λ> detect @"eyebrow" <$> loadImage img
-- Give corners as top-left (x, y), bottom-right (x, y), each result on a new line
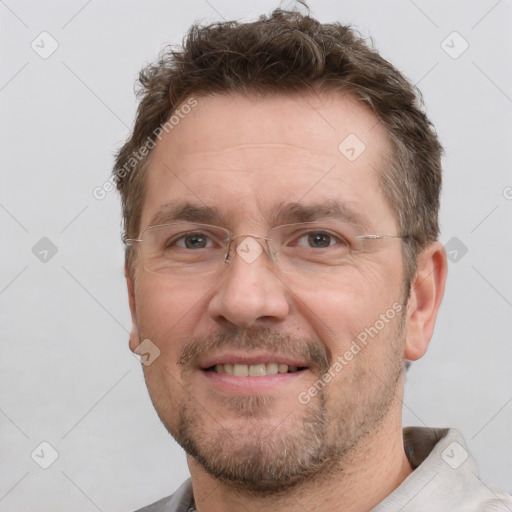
top-left (148, 202), bottom-right (229, 228)
top-left (146, 199), bottom-right (373, 232)
top-left (267, 200), bottom-right (373, 231)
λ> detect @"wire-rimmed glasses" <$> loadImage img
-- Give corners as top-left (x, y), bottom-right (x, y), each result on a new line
top-left (124, 221), bottom-right (407, 279)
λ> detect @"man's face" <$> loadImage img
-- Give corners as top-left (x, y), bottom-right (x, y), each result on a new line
top-left (128, 91), bottom-right (409, 492)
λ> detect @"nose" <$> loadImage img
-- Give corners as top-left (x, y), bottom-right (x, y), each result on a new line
top-left (208, 236), bottom-right (291, 328)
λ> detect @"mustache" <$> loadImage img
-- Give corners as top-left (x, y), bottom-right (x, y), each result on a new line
top-left (178, 326), bottom-right (331, 373)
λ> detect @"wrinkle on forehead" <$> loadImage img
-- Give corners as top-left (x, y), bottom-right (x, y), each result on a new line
top-left (178, 142), bottom-right (334, 158)
top-left (172, 142), bottom-right (337, 175)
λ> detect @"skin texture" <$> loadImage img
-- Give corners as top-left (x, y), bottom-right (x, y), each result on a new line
top-left (126, 91), bottom-right (447, 512)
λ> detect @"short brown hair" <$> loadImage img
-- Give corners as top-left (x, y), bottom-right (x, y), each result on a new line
top-left (114, 7), bottom-right (443, 285)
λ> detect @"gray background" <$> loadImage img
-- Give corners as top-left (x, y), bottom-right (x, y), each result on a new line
top-left (1, 0), bottom-right (511, 510)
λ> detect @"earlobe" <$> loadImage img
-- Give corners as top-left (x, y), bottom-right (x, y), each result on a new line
top-left (126, 269), bottom-right (140, 353)
top-left (404, 241), bottom-right (447, 361)
top-left (129, 323), bottom-right (140, 353)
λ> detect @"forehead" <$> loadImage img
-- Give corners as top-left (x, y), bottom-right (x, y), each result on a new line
top-left (141, 91), bottom-right (395, 231)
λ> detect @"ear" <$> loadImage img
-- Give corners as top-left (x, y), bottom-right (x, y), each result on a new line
top-left (404, 241), bottom-right (447, 361)
top-left (126, 267), bottom-right (140, 353)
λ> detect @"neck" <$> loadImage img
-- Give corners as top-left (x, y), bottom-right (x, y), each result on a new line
top-left (187, 407), bottom-right (412, 512)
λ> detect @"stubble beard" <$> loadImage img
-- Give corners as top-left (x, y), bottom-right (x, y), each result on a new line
top-left (153, 317), bottom-right (407, 496)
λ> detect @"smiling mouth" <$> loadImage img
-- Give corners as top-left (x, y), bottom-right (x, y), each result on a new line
top-left (205, 363), bottom-right (308, 377)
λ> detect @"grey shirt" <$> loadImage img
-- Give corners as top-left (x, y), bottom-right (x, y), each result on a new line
top-left (134, 428), bottom-right (512, 512)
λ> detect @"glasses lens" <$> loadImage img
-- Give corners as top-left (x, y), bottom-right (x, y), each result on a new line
top-left (139, 223), bottom-right (229, 276)
top-left (268, 223), bottom-right (357, 273)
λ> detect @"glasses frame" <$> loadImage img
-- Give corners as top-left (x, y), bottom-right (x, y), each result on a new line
top-left (123, 221), bottom-right (410, 275)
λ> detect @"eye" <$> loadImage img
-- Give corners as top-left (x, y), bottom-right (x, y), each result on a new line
top-left (306, 232), bottom-right (333, 248)
top-left (296, 230), bottom-right (347, 249)
top-left (173, 232), bottom-right (214, 249)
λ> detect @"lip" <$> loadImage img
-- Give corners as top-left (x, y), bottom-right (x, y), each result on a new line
top-left (198, 350), bottom-right (310, 370)
top-left (201, 367), bottom-right (308, 393)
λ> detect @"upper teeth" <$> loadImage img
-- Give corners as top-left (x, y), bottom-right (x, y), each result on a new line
top-left (214, 363), bottom-right (299, 376)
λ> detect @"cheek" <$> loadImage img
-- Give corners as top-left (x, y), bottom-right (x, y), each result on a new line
top-left (291, 260), bottom-right (403, 353)
top-left (134, 279), bottom-right (208, 421)
top-left (134, 276), bottom-right (208, 359)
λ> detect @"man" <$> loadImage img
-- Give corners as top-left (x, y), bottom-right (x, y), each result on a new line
top-left (113, 6), bottom-right (512, 512)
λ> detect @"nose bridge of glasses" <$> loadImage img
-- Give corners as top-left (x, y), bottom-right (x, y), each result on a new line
top-left (225, 233), bottom-right (276, 264)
